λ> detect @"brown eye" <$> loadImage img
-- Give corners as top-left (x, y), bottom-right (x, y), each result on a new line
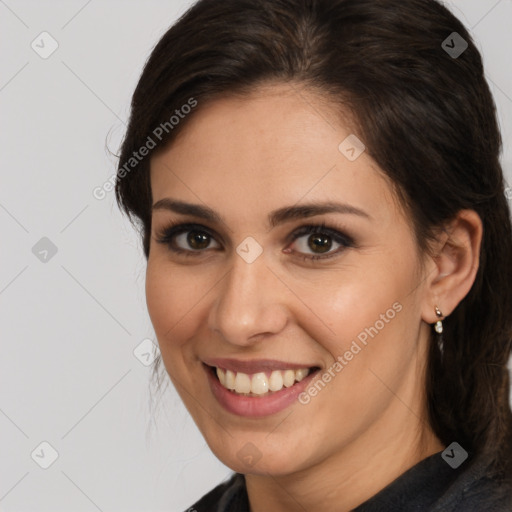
top-left (172, 230), bottom-right (220, 251)
top-left (186, 231), bottom-right (211, 250)
top-left (306, 234), bottom-right (333, 254)
top-left (156, 222), bottom-right (353, 261)
top-left (155, 223), bottom-right (221, 254)
top-left (288, 223), bottom-right (354, 261)
top-left (292, 233), bottom-right (340, 257)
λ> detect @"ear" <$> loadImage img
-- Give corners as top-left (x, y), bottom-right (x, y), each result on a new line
top-left (421, 209), bottom-right (483, 324)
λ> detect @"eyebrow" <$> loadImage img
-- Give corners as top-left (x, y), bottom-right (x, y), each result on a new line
top-left (151, 198), bottom-right (371, 228)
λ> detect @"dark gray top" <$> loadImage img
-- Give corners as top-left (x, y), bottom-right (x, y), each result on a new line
top-left (187, 449), bottom-right (512, 511)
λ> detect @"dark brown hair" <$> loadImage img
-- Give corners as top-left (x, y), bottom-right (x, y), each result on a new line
top-left (115, 0), bottom-right (512, 482)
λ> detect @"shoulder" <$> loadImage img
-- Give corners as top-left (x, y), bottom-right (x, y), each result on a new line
top-left (186, 473), bottom-right (248, 512)
top-left (431, 455), bottom-right (512, 512)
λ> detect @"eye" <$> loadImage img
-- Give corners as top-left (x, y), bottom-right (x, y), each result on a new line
top-left (155, 222), bottom-right (221, 255)
top-left (287, 223), bottom-right (354, 261)
top-left (154, 221), bottom-right (354, 261)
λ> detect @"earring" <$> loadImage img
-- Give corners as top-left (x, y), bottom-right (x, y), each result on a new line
top-left (434, 305), bottom-right (443, 334)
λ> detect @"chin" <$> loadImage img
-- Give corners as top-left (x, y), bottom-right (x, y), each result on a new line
top-left (205, 432), bottom-right (312, 476)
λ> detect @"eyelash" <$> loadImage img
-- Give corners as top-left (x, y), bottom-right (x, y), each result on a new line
top-left (154, 221), bottom-right (355, 261)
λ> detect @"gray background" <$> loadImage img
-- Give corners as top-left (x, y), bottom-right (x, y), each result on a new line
top-left (1, 1), bottom-right (511, 511)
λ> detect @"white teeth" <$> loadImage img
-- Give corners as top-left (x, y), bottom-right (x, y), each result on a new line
top-left (295, 368), bottom-right (309, 382)
top-left (215, 367), bottom-right (312, 395)
top-left (269, 370), bottom-right (284, 391)
top-left (251, 373), bottom-right (269, 395)
top-left (234, 372), bottom-right (251, 394)
top-left (225, 370), bottom-right (236, 390)
top-left (283, 369), bottom-right (295, 388)
top-left (216, 367), bottom-right (226, 386)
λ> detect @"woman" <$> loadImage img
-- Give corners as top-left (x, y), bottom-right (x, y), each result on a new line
top-left (115, 0), bottom-right (512, 510)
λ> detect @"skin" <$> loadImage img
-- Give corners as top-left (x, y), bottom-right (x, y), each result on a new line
top-left (146, 82), bottom-right (482, 512)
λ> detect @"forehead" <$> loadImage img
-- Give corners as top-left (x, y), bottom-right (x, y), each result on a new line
top-left (149, 84), bottom-right (401, 225)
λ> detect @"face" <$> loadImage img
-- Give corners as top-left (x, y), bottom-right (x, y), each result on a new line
top-left (146, 83), bottom-right (434, 477)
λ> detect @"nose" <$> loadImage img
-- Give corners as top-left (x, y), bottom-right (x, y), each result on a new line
top-left (208, 250), bottom-right (289, 347)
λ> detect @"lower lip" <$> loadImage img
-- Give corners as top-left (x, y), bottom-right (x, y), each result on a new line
top-left (204, 364), bottom-right (319, 417)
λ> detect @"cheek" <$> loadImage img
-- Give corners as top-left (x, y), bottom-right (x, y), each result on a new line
top-left (287, 263), bottom-right (422, 443)
top-left (292, 250), bottom-right (419, 355)
top-left (145, 259), bottom-right (207, 358)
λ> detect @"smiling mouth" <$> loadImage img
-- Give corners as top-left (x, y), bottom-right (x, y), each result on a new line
top-left (207, 365), bottom-right (320, 397)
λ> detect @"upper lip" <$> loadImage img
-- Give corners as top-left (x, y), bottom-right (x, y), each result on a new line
top-left (203, 358), bottom-right (318, 374)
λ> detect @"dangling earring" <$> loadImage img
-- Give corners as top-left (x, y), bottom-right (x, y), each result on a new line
top-left (434, 305), bottom-right (443, 334)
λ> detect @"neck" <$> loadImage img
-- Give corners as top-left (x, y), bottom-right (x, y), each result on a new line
top-left (245, 398), bottom-right (444, 512)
